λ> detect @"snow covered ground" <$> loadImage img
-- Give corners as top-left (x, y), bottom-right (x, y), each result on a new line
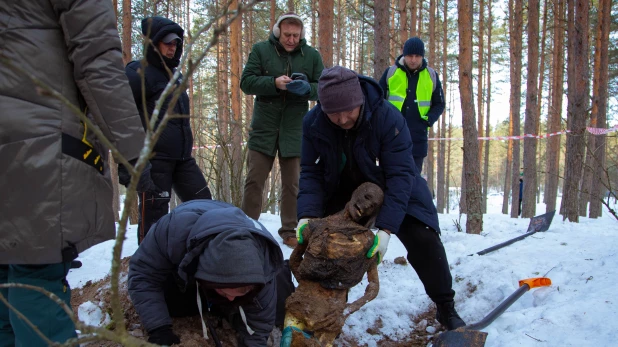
top-left (67, 195), bottom-right (618, 346)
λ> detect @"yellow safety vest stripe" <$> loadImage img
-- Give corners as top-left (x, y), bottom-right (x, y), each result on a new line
top-left (386, 66), bottom-right (435, 121)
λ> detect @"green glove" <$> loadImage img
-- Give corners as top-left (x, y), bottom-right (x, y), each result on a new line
top-left (296, 218), bottom-right (311, 244)
top-left (366, 229), bottom-right (391, 264)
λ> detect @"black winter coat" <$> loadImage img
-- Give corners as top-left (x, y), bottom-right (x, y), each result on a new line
top-left (128, 200), bottom-right (284, 346)
top-left (298, 75), bottom-right (440, 233)
top-left (126, 16), bottom-right (193, 160)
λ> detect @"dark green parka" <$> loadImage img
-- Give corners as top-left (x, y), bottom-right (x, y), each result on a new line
top-left (241, 34), bottom-right (324, 157)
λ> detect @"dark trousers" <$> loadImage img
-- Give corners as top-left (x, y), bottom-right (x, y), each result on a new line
top-left (0, 263), bottom-right (75, 347)
top-left (138, 157), bottom-right (212, 243)
top-left (396, 215), bottom-right (455, 304)
top-left (241, 149), bottom-right (300, 239)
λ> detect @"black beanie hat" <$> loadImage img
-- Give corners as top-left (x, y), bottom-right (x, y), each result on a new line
top-left (318, 66), bottom-right (364, 114)
top-left (403, 37), bottom-right (425, 57)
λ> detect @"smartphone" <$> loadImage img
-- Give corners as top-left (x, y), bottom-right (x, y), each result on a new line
top-left (291, 73), bottom-right (305, 80)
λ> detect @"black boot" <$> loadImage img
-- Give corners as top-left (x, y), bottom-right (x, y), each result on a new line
top-left (436, 301), bottom-right (466, 330)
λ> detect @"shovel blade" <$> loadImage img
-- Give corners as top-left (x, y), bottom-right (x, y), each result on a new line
top-left (432, 329), bottom-right (488, 347)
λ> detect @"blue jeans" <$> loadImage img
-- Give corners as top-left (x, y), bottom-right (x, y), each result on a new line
top-left (0, 262), bottom-right (76, 347)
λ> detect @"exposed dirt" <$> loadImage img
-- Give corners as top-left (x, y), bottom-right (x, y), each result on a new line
top-left (71, 263), bottom-right (445, 346)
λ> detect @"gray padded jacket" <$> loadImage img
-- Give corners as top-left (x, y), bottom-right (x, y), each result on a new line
top-left (128, 200), bottom-right (284, 346)
top-left (0, 0), bottom-right (144, 264)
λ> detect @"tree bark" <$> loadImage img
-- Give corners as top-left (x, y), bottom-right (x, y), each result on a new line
top-left (483, 0), bottom-right (493, 214)
top-left (508, 0), bottom-right (523, 218)
top-left (398, 0), bottom-right (408, 52)
top-left (588, 0), bottom-right (611, 218)
top-left (560, 0), bottom-right (590, 222)
top-left (545, 0), bottom-right (565, 214)
top-left (458, 0), bottom-right (483, 234)
top-left (477, 0), bottom-right (485, 213)
top-left (373, 0), bottom-right (390, 80)
top-left (522, 0), bottom-right (540, 218)
top-left (319, 0), bottom-right (334, 67)
top-left (436, 0), bottom-right (449, 213)
top-left (426, 0), bottom-right (436, 197)
top-left (410, 0), bottom-right (418, 37)
top-left (230, 0), bottom-right (243, 207)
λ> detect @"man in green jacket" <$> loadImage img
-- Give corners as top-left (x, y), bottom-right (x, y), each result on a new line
top-left (240, 12), bottom-right (324, 248)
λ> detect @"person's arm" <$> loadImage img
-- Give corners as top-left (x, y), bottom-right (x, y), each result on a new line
top-left (51, 0), bottom-right (144, 161)
top-left (307, 50), bottom-right (325, 101)
top-left (127, 214), bottom-right (177, 332)
top-left (426, 73), bottom-right (445, 126)
top-left (297, 111), bottom-right (326, 219)
top-left (240, 43), bottom-right (280, 96)
top-left (374, 107), bottom-right (415, 233)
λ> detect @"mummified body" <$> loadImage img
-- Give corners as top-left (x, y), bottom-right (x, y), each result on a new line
top-left (284, 182), bottom-right (384, 346)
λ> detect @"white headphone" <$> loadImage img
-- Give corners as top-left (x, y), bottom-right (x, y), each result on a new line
top-left (272, 13), bottom-right (305, 39)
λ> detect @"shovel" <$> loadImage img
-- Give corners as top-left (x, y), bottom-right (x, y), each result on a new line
top-left (471, 211), bottom-right (555, 256)
top-left (432, 277), bottom-right (552, 347)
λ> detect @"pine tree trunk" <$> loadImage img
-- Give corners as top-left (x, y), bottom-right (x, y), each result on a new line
top-left (436, 0), bottom-right (448, 213)
top-left (508, 0), bottom-right (523, 218)
top-left (319, 0), bottom-right (334, 67)
top-left (410, 0), bottom-right (418, 37)
top-left (545, 0), bottom-right (565, 214)
top-left (522, 0), bottom-right (540, 218)
top-left (560, 0), bottom-right (590, 222)
top-left (458, 0), bottom-right (483, 234)
top-left (230, 0), bottom-right (243, 207)
top-left (483, 0), bottom-right (493, 214)
top-left (588, 0), bottom-right (611, 218)
top-left (373, 0), bottom-right (389, 80)
top-left (477, 0), bottom-right (485, 213)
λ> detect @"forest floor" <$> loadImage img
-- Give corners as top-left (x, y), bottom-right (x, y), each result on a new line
top-left (71, 257), bottom-right (443, 346)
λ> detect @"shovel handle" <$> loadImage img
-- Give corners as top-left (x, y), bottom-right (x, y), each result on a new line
top-left (465, 277), bottom-right (551, 331)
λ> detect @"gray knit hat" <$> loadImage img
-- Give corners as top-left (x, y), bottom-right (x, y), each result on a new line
top-left (318, 66), bottom-right (364, 114)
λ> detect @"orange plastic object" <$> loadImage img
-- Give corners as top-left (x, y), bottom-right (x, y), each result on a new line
top-left (519, 277), bottom-right (552, 289)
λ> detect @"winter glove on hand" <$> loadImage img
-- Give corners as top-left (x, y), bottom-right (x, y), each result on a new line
top-left (136, 162), bottom-right (163, 195)
top-left (286, 79), bottom-right (311, 96)
top-left (366, 229), bottom-right (391, 264)
top-left (296, 218), bottom-right (311, 245)
top-left (117, 162), bottom-right (132, 187)
top-left (148, 325), bottom-right (180, 345)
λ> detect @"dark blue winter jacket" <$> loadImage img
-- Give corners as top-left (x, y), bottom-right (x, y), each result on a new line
top-left (128, 199), bottom-right (283, 346)
top-left (297, 75), bottom-right (439, 233)
top-left (379, 56), bottom-right (445, 158)
top-left (125, 17), bottom-right (194, 160)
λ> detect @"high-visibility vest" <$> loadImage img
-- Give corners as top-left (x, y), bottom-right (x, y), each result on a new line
top-left (386, 64), bottom-right (436, 121)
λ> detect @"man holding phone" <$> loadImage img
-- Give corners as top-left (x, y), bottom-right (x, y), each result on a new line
top-left (240, 12), bottom-right (324, 248)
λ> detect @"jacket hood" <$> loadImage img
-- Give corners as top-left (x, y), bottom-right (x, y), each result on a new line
top-left (394, 54), bottom-right (428, 73)
top-left (176, 204), bottom-right (283, 286)
top-left (141, 16), bottom-right (184, 69)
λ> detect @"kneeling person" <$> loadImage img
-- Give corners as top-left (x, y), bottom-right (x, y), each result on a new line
top-left (128, 199), bottom-right (287, 346)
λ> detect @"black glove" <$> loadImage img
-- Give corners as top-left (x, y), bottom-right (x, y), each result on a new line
top-left (117, 162), bottom-right (131, 187)
top-left (136, 162), bottom-right (163, 194)
top-left (286, 79), bottom-right (311, 96)
top-left (291, 72), bottom-right (308, 81)
top-left (117, 161), bottom-right (162, 195)
top-left (148, 325), bottom-right (180, 345)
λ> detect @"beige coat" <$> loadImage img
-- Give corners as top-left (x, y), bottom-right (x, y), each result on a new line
top-left (0, 0), bottom-right (145, 264)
